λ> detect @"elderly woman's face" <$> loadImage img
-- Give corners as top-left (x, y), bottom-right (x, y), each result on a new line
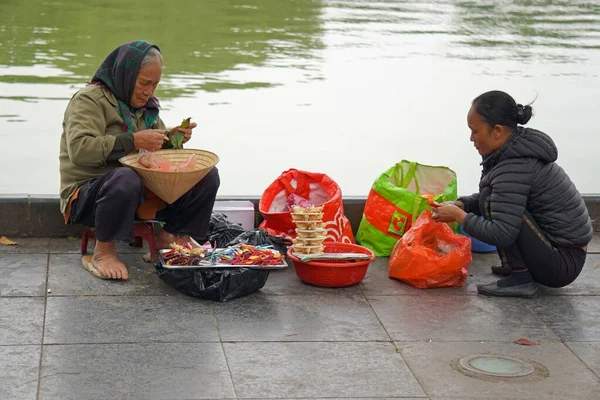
top-left (131, 63), bottom-right (162, 108)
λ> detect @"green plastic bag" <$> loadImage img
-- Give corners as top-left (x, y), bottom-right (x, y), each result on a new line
top-left (356, 160), bottom-right (458, 256)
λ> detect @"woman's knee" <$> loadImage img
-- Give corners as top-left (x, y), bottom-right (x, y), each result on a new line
top-left (191, 167), bottom-right (220, 195)
top-left (173, 167), bottom-right (219, 205)
top-left (101, 168), bottom-right (143, 200)
top-left (203, 167), bottom-right (220, 192)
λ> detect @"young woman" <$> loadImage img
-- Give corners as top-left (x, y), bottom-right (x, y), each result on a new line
top-left (432, 90), bottom-right (592, 298)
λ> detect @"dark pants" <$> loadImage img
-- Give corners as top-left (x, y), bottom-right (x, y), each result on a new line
top-left (70, 167), bottom-right (220, 243)
top-left (497, 213), bottom-right (587, 288)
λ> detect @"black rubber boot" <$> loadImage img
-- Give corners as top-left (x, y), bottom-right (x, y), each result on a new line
top-left (490, 264), bottom-right (512, 276)
top-left (477, 281), bottom-right (539, 298)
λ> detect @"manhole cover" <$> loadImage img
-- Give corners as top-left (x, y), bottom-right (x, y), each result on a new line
top-left (459, 355), bottom-right (534, 378)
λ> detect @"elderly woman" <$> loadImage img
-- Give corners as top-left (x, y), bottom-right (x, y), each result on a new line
top-left (432, 90), bottom-right (592, 298)
top-left (59, 40), bottom-right (220, 280)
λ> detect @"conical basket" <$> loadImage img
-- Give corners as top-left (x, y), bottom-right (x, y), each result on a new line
top-left (119, 149), bottom-right (219, 204)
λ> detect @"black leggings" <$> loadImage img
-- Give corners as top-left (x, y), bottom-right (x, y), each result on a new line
top-left (69, 167), bottom-right (220, 243)
top-left (497, 213), bottom-right (587, 288)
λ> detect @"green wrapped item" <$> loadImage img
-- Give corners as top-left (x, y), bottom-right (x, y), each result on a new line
top-left (170, 117), bottom-right (191, 149)
top-left (356, 160), bottom-right (458, 256)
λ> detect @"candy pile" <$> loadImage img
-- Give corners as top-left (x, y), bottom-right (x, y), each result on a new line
top-left (216, 244), bottom-right (285, 266)
top-left (161, 242), bottom-right (285, 266)
top-left (291, 205), bottom-right (326, 255)
top-left (284, 193), bottom-right (312, 212)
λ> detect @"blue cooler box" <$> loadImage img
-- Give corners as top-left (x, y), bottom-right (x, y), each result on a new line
top-left (458, 223), bottom-right (497, 253)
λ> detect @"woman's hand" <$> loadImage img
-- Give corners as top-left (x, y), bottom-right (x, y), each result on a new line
top-left (444, 200), bottom-right (465, 210)
top-left (133, 129), bottom-right (167, 151)
top-left (432, 204), bottom-right (467, 224)
top-left (169, 122), bottom-right (197, 144)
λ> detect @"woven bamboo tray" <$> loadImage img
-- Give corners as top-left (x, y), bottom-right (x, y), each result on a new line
top-left (119, 149), bottom-right (219, 204)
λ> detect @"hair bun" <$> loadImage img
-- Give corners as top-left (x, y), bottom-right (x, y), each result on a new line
top-left (516, 104), bottom-right (533, 125)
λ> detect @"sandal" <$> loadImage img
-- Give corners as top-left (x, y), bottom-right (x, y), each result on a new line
top-left (81, 255), bottom-right (109, 279)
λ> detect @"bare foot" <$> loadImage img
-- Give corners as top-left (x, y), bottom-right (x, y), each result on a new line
top-left (143, 231), bottom-right (193, 263)
top-left (92, 241), bottom-right (129, 280)
top-left (156, 230), bottom-right (191, 250)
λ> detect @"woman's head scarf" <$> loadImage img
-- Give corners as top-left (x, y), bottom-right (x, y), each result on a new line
top-left (90, 40), bottom-right (161, 133)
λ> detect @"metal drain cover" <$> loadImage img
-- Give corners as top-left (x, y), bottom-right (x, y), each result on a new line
top-left (459, 355), bottom-right (534, 378)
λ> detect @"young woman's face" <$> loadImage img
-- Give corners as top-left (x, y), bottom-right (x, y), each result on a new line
top-left (467, 106), bottom-right (507, 156)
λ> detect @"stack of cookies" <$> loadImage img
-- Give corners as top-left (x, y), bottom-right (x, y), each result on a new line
top-left (290, 205), bottom-right (326, 255)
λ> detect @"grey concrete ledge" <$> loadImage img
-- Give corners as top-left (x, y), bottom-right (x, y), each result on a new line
top-left (0, 194), bottom-right (598, 237)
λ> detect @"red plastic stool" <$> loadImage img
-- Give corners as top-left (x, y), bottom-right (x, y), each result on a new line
top-left (80, 221), bottom-right (158, 260)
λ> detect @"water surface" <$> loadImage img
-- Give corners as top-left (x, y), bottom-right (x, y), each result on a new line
top-left (1, 0), bottom-right (599, 197)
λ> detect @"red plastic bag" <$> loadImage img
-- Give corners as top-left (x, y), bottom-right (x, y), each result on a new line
top-left (388, 210), bottom-right (471, 288)
top-left (258, 169), bottom-right (355, 243)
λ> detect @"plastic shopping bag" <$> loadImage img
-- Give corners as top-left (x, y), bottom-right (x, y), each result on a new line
top-left (356, 160), bottom-right (458, 256)
top-left (258, 169), bottom-right (355, 243)
top-left (388, 210), bottom-right (471, 289)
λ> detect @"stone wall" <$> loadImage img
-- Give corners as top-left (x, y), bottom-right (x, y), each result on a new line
top-left (0, 195), bottom-right (598, 237)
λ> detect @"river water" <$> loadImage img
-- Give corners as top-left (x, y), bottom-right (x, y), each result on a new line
top-left (1, 0), bottom-right (599, 197)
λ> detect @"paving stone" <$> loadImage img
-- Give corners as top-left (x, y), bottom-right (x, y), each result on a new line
top-left (224, 342), bottom-right (425, 398)
top-left (368, 294), bottom-right (557, 342)
top-left (463, 253), bottom-right (600, 297)
top-left (15, 232), bottom-right (600, 399)
top-left (432, 398), bottom-right (582, 400)
top-left (48, 254), bottom-right (179, 296)
top-left (468, 252), bottom-right (600, 297)
top-left (359, 258), bottom-right (425, 296)
top-left (400, 341), bottom-right (600, 399)
top-left (363, 252), bottom-right (600, 298)
top-left (44, 296), bottom-right (219, 344)
top-left (0, 345), bottom-right (40, 400)
top-left (39, 343), bottom-right (235, 400)
top-left (49, 237), bottom-right (148, 254)
top-left (0, 254), bottom-right (47, 296)
top-left (261, 264), bottom-right (361, 295)
top-left (359, 254), bottom-right (499, 296)
top-left (567, 342), bottom-right (600, 378)
top-left (0, 297), bottom-right (45, 345)
top-left (0, 237), bottom-right (49, 254)
top-left (463, 253), bottom-right (510, 294)
top-left (452, 252), bottom-right (524, 296)
top-left (528, 296), bottom-right (600, 341)
top-left (215, 293), bottom-right (388, 342)
top-left (359, 257), bottom-right (445, 296)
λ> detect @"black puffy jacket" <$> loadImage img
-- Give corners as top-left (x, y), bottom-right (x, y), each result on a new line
top-left (459, 127), bottom-right (593, 249)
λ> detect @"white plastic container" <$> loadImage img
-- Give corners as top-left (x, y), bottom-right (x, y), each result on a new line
top-left (212, 201), bottom-right (255, 231)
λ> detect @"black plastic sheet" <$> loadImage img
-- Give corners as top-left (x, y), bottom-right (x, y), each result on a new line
top-left (207, 213), bottom-right (246, 248)
top-left (154, 217), bottom-right (290, 302)
top-left (155, 263), bottom-right (270, 302)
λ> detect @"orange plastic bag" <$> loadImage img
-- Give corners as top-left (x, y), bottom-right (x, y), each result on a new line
top-left (388, 210), bottom-right (471, 288)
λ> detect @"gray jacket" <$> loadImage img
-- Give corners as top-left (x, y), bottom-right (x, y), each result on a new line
top-left (459, 127), bottom-right (593, 249)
